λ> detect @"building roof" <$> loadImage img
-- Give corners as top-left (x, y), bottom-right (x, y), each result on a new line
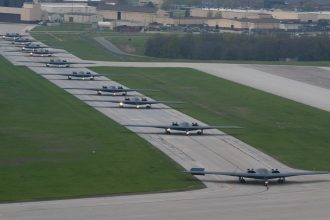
top-left (238, 18), bottom-right (280, 23)
top-left (97, 4), bottom-right (157, 13)
top-left (64, 12), bottom-right (98, 16)
top-left (41, 3), bottom-right (90, 8)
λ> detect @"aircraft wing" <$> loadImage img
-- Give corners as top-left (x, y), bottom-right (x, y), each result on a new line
top-left (62, 87), bottom-right (109, 91)
top-left (95, 88), bottom-right (142, 92)
top-left (124, 124), bottom-right (170, 129)
top-left (61, 61), bottom-right (95, 65)
top-left (268, 171), bottom-right (330, 178)
top-left (83, 100), bottom-right (182, 105)
top-left (40, 74), bottom-right (103, 77)
top-left (121, 100), bottom-right (183, 105)
top-left (187, 168), bottom-right (261, 178)
top-left (193, 125), bottom-right (243, 130)
top-left (29, 51), bottom-right (61, 54)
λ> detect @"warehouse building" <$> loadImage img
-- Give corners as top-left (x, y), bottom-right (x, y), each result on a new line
top-left (64, 12), bottom-right (102, 23)
top-left (191, 8), bottom-right (330, 23)
top-left (0, 0), bottom-right (43, 22)
top-left (207, 18), bottom-right (295, 30)
top-left (41, 3), bottom-right (99, 23)
top-left (97, 4), bottom-right (158, 25)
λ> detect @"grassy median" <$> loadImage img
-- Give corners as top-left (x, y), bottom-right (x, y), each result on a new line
top-left (0, 57), bottom-right (201, 202)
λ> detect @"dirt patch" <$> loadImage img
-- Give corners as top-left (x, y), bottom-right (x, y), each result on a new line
top-left (122, 45), bottom-right (136, 54)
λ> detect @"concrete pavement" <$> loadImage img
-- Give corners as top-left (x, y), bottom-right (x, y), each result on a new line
top-left (1, 24), bottom-right (330, 220)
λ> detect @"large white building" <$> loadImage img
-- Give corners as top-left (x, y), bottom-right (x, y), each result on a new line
top-left (41, 3), bottom-right (96, 14)
top-left (41, 3), bottom-right (99, 23)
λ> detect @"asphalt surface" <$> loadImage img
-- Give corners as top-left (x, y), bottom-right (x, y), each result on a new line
top-left (1, 24), bottom-right (330, 220)
top-left (94, 37), bottom-right (131, 56)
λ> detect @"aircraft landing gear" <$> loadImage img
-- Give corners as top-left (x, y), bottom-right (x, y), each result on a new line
top-left (197, 130), bottom-right (203, 135)
top-left (278, 177), bottom-right (285, 184)
top-left (239, 177), bottom-right (246, 183)
top-left (264, 180), bottom-right (269, 189)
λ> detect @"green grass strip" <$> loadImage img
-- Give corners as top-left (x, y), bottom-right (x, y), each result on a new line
top-left (0, 57), bottom-right (201, 202)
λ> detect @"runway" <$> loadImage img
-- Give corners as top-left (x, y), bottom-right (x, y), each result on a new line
top-left (1, 24), bottom-right (330, 220)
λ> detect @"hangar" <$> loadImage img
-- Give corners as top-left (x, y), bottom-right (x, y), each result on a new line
top-left (0, 0), bottom-right (43, 22)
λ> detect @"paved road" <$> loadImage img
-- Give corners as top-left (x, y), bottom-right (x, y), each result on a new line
top-left (94, 37), bottom-right (131, 56)
top-left (1, 24), bottom-right (330, 220)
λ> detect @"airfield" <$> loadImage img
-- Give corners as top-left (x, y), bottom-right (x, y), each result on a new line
top-left (1, 23), bottom-right (330, 220)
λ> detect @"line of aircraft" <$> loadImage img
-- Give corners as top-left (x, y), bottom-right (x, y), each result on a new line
top-left (2, 32), bottom-right (329, 188)
top-left (1, 32), bottom-right (25, 39)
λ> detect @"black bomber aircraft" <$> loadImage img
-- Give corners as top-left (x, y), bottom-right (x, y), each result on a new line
top-left (86, 97), bottom-right (182, 109)
top-left (45, 59), bottom-right (75, 68)
top-left (29, 49), bottom-right (58, 57)
top-left (11, 37), bottom-right (34, 45)
top-left (1, 32), bottom-right (26, 40)
top-left (187, 167), bottom-right (330, 188)
top-left (22, 43), bottom-right (48, 51)
top-left (64, 85), bottom-right (158, 96)
top-left (3, 43), bottom-right (49, 53)
top-left (42, 71), bottom-right (103, 80)
top-left (124, 121), bottom-right (242, 135)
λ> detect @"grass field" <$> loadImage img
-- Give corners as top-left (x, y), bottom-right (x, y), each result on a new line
top-left (91, 67), bottom-right (330, 171)
top-left (31, 32), bottom-right (122, 61)
top-left (0, 57), bottom-right (201, 202)
top-left (105, 34), bottom-right (151, 56)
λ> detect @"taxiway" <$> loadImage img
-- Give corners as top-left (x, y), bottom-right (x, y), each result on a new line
top-left (1, 24), bottom-right (330, 220)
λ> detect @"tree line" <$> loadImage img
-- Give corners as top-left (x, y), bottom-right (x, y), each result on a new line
top-left (144, 33), bottom-right (330, 61)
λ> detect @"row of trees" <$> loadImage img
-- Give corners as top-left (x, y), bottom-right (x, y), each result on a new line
top-left (144, 33), bottom-right (330, 61)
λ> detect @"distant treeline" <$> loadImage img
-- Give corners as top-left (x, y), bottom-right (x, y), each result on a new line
top-left (144, 33), bottom-right (330, 61)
